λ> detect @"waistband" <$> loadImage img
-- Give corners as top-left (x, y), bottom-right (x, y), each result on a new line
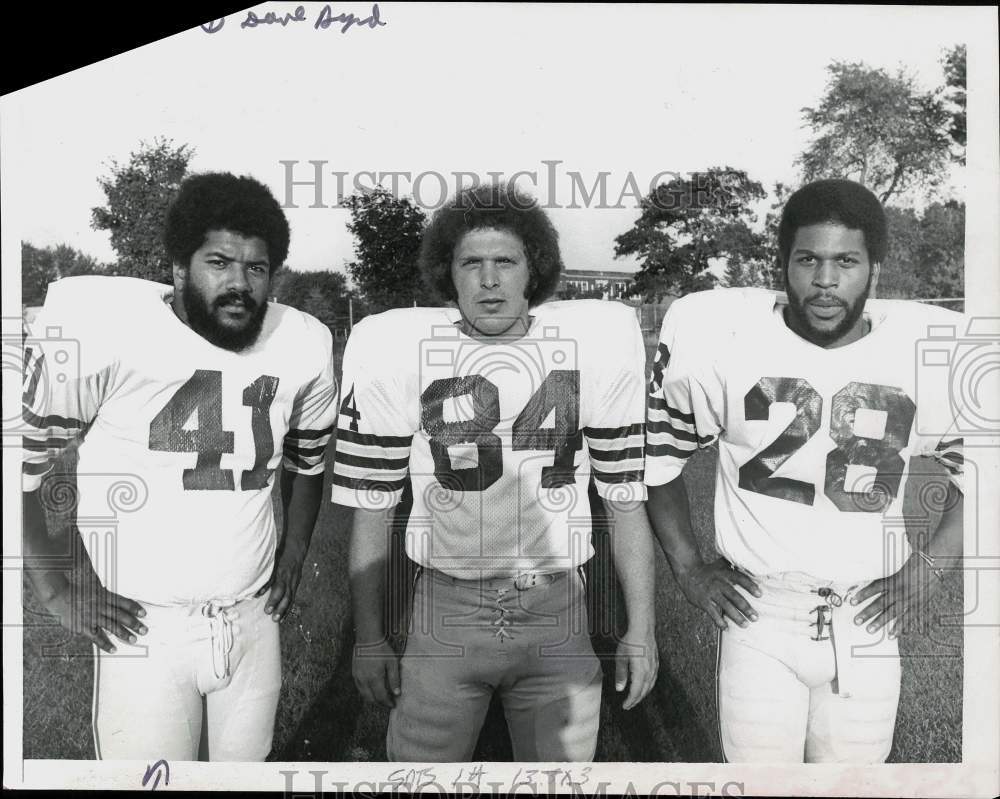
top-left (137, 591), bottom-right (261, 620)
top-left (753, 571), bottom-right (864, 598)
top-left (748, 573), bottom-right (879, 699)
top-left (423, 568), bottom-right (571, 592)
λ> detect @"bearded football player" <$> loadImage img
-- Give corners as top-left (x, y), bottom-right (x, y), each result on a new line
top-left (645, 179), bottom-right (964, 763)
top-left (334, 183), bottom-right (658, 761)
top-left (21, 173), bottom-right (338, 761)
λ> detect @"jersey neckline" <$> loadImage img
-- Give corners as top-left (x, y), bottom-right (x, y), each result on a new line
top-left (768, 294), bottom-right (888, 355)
top-left (441, 306), bottom-right (539, 345)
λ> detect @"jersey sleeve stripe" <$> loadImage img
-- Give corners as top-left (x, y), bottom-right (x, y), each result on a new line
top-left (22, 409), bottom-right (87, 432)
top-left (334, 451), bottom-right (410, 471)
top-left (336, 439), bottom-right (412, 459)
top-left (337, 429), bottom-right (414, 448)
top-left (593, 469), bottom-right (644, 484)
top-left (645, 442), bottom-right (697, 459)
top-left (286, 425), bottom-right (335, 441)
top-left (588, 445), bottom-right (644, 463)
top-left (646, 420), bottom-right (713, 445)
top-left (22, 435), bottom-right (73, 452)
top-left (334, 461), bottom-right (408, 480)
top-left (935, 437), bottom-right (963, 451)
top-left (283, 441), bottom-right (330, 459)
top-left (646, 395), bottom-right (696, 425)
top-left (282, 449), bottom-right (324, 471)
top-left (586, 432), bottom-right (644, 450)
top-left (331, 473), bottom-right (407, 493)
top-left (583, 423), bottom-right (644, 440)
top-left (283, 462), bottom-right (326, 476)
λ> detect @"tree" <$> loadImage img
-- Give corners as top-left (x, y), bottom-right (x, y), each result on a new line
top-left (798, 62), bottom-right (952, 204)
top-left (717, 216), bottom-right (772, 289)
top-left (273, 268), bottom-right (355, 329)
top-left (615, 167), bottom-right (767, 300)
top-left (341, 187), bottom-right (432, 312)
top-left (941, 45), bottom-right (966, 163)
top-left (91, 138), bottom-right (193, 283)
top-left (757, 182), bottom-right (794, 291)
top-left (879, 207), bottom-right (925, 300)
top-left (22, 242), bottom-right (106, 305)
top-left (915, 200), bottom-right (963, 299)
top-left (879, 202), bottom-right (963, 302)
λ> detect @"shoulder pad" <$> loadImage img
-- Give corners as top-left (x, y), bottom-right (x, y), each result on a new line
top-left (43, 275), bottom-right (170, 317)
top-left (866, 297), bottom-right (964, 329)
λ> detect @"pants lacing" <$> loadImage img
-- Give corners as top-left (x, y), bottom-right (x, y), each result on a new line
top-left (200, 598), bottom-right (238, 680)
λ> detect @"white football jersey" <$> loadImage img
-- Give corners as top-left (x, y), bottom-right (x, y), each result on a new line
top-left (22, 276), bottom-right (338, 605)
top-left (646, 288), bottom-right (964, 584)
top-left (332, 300), bottom-right (647, 579)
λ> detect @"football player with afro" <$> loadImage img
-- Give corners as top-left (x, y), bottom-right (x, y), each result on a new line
top-left (22, 172), bottom-right (338, 761)
top-left (644, 179), bottom-right (964, 762)
top-left (334, 182), bottom-right (659, 761)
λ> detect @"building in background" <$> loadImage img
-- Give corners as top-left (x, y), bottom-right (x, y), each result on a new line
top-left (557, 269), bottom-right (636, 299)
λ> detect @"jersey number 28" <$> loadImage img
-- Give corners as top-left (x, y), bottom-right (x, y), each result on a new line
top-left (739, 377), bottom-right (915, 512)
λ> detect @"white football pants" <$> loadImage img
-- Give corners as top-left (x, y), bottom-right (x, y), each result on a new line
top-left (717, 573), bottom-right (901, 763)
top-left (93, 590), bottom-right (281, 761)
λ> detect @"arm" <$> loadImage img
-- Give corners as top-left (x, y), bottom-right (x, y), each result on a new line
top-left (852, 484), bottom-right (963, 636)
top-left (265, 321), bottom-right (339, 620)
top-left (348, 505), bottom-right (400, 708)
top-left (643, 298), bottom-right (759, 629)
top-left (21, 306), bottom-right (145, 651)
top-left (604, 495), bottom-right (658, 709)
top-left (23, 489), bottom-right (146, 653)
top-left (258, 470), bottom-right (325, 621)
top-left (646, 478), bottom-right (761, 630)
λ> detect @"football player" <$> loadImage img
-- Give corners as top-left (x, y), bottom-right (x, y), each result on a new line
top-left (645, 179), bottom-right (964, 763)
top-left (21, 173), bottom-right (338, 761)
top-left (334, 183), bottom-right (658, 761)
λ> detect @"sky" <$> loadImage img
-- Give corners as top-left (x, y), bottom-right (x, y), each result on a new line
top-left (0, 4), bottom-right (993, 278)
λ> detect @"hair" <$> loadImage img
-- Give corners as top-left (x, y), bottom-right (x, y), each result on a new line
top-left (777, 179), bottom-right (888, 269)
top-left (418, 183), bottom-right (564, 306)
top-left (163, 172), bottom-right (290, 271)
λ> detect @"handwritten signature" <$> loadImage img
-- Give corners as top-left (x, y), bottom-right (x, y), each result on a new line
top-left (202, 4), bottom-right (387, 34)
top-left (142, 759), bottom-right (169, 791)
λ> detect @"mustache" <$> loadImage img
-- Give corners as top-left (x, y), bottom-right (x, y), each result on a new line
top-left (806, 293), bottom-right (847, 306)
top-left (214, 291), bottom-right (257, 310)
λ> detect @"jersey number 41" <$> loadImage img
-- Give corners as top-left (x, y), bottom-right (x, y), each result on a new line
top-left (148, 369), bottom-right (279, 491)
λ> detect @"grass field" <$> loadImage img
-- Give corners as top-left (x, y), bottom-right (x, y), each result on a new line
top-left (22, 339), bottom-right (963, 762)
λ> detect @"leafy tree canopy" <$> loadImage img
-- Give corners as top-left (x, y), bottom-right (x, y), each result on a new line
top-left (91, 137), bottom-right (193, 282)
top-left (341, 187), bottom-right (432, 312)
top-left (798, 62), bottom-right (952, 204)
top-left (615, 167), bottom-right (767, 301)
top-left (22, 242), bottom-right (107, 305)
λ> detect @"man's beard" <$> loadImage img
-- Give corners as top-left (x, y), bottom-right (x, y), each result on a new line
top-left (182, 286), bottom-right (268, 352)
top-left (784, 275), bottom-right (871, 347)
